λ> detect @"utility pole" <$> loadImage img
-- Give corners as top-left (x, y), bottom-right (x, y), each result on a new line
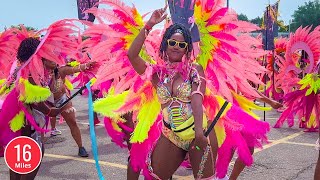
top-left (227, 0), bottom-right (229, 8)
top-left (288, 19), bottom-right (291, 33)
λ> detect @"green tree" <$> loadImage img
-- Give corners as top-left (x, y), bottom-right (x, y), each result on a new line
top-left (250, 16), bottom-right (263, 26)
top-left (238, 13), bottom-right (249, 21)
top-left (290, 0), bottom-right (320, 32)
top-left (10, 25), bottom-right (37, 31)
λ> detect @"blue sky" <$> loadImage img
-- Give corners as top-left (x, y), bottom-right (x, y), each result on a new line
top-left (0, 0), bottom-right (309, 30)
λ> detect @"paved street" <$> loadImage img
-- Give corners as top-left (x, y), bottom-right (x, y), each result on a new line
top-left (0, 95), bottom-right (319, 180)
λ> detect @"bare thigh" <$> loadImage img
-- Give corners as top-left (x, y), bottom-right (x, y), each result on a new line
top-left (151, 134), bottom-right (187, 180)
top-left (208, 128), bottom-right (218, 165)
top-left (61, 102), bottom-right (77, 126)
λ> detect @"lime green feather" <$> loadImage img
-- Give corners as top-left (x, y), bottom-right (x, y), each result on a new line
top-left (93, 89), bottom-right (129, 118)
top-left (298, 74), bottom-right (320, 95)
top-left (19, 79), bottom-right (51, 103)
top-left (0, 79), bottom-right (5, 86)
top-left (9, 111), bottom-right (25, 132)
top-left (130, 89), bottom-right (161, 143)
top-left (232, 92), bottom-right (271, 119)
top-left (65, 78), bottom-right (74, 91)
top-left (68, 61), bottom-right (80, 67)
top-left (0, 79), bottom-right (14, 96)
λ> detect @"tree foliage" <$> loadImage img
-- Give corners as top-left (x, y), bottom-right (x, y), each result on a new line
top-left (291, 0), bottom-right (320, 32)
top-left (238, 13), bottom-right (249, 21)
top-left (10, 25), bottom-right (37, 31)
top-left (250, 16), bottom-right (263, 26)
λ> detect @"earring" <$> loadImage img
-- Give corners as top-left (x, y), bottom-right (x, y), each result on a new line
top-left (186, 52), bottom-right (191, 60)
top-left (165, 52), bottom-right (169, 61)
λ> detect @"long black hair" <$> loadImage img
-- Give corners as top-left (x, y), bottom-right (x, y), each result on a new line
top-left (17, 37), bottom-right (40, 63)
top-left (159, 23), bottom-right (193, 59)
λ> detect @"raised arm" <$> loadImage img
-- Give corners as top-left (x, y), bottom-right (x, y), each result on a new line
top-left (127, 7), bottom-right (167, 75)
top-left (59, 62), bottom-right (96, 78)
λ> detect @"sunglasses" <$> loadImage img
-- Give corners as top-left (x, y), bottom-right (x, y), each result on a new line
top-left (167, 39), bottom-right (188, 49)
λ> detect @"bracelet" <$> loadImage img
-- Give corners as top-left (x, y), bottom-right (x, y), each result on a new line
top-left (144, 28), bottom-right (150, 37)
top-left (46, 108), bottom-right (52, 116)
top-left (79, 64), bottom-right (83, 72)
top-left (144, 23), bottom-right (152, 37)
top-left (144, 23), bottom-right (152, 31)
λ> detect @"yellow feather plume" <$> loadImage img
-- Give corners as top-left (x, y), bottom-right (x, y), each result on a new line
top-left (232, 92), bottom-right (271, 119)
top-left (0, 79), bottom-right (14, 96)
top-left (19, 78), bottom-right (51, 103)
top-left (67, 61), bottom-right (80, 67)
top-left (130, 88), bottom-right (161, 143)
top-left (9, 111), bottom-right (25, 132)
top-left (0, 79), bottom-right (5, 86)
top-left (111, 120), bottom-right (123, 132)
top-left (64, 78), bottom-right (74, 91)
top-left (215, 95), bottom-right (232, 117)
top-left (306, 113), bottom-right (317, 128)
top-left (93, 88), bottom-right (129, 119)
top-left (298, 74), bottom-right (320, 96)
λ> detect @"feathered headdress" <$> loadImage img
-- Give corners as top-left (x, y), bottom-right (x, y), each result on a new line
top-left (275, 26), bottom-right (320, 129)
top-left (0, 20), bottom-right (81, 147)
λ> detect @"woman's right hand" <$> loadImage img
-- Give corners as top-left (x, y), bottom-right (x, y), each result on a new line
top-left (146, 5), bottom-right (168, 27)
top-left (194, 133), bottom-right (208, 152)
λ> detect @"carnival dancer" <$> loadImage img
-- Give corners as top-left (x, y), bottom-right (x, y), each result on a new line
top-left (274, 26), bottom-right (320, 130)
top-left (43, 59), bottom-right (96, 157)
top-left (8, 37), bottom-right (63, 180)
top-left (0, 20), bottom-right (84, 179)
top-left (315, 62), bottom-right (320, 180)
top-left (272, 26), bottom-right (320, 179)
top-left (83, 0), bottom-right (270, 179)
top-left (127, 8), bottom-right (215, 178)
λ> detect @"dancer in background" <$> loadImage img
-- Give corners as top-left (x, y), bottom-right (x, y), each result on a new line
top-left (43, 58), bottom-right (96, 157)
top-left (9, 37), bottom-right (63, 180)
top-left (314, 62), bottom-right (320, 180)
top-left (0, 22), bottom-right (77, 178)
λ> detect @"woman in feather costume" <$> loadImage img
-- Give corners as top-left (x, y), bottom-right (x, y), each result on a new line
top-left (7, 37), bottom-right (63, 180)
top-left (274, 26), bottom-right (320, 131)
top-left (271, 26), bottom-right (320, 179)
top-left (43, 58), bottom-right (96, 157)
top-left (83, 0), bottom-right (270, 179)
top-left (127, 7), bottom-right (215, 179)
top-left (315, 62), bottom-right (320, 180)
top-left (0, 20), bottom-right (82, 180)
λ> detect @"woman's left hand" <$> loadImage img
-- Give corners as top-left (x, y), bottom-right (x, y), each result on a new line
top-left (146, 5), bottom-right (168, 27)
top-left (194, 133), bottom-right (208, 151)
top-left (270, 100), bottom-right (283, 109)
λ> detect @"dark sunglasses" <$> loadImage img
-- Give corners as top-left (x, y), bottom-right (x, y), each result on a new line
top-left (167, 39), bottom-right (188, 49)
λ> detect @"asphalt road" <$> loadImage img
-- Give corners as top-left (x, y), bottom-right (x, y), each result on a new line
top-left (0, 95), bottom-right (319, 180)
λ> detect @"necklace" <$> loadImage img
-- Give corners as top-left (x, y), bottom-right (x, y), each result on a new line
top-left (163, 70), bottom-right (177, 84)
